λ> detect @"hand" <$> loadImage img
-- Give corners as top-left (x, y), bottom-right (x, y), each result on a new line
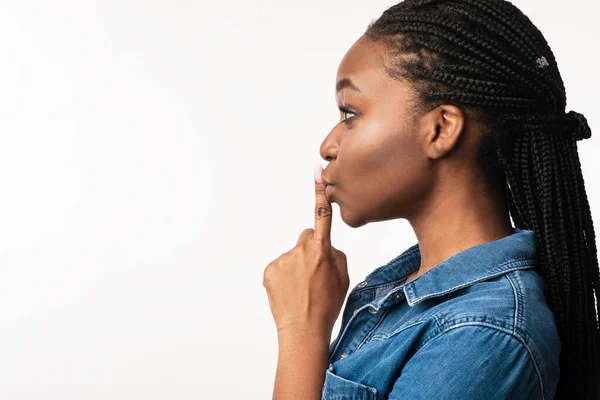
top-left (263, 164), bottom-right (350, 336)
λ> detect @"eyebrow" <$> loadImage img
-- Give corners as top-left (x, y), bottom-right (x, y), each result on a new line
top-left (336, 78), bottom-right (361, 93)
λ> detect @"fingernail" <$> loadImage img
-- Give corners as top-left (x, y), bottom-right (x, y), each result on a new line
top-left (314, 163), bottom-right (323, 183)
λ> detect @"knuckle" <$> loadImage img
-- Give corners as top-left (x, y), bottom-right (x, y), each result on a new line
top-left (315, 237), bottom-right (329, 249)
top-left (298, 241), bottom-right (312, 253)
top-left (299, 228), bottom-right (313, 238)
top-left (263, 265), bottom-right (275, 285)
top-left (315, 204), bottom-right (332, 218)
top-left (310, 241), bottom-right (328, 258)
top-left (343, 276), bottom-right (350, 290)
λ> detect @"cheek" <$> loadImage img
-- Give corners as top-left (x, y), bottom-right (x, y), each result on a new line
top-left (343, 119), bottom-right (399, 171)
top-left (347, 119), bottom-right (415, 180)
top-left (339, 124), bottom-right (428, 220)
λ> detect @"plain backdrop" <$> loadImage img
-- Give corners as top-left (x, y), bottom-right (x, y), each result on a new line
top-left (0, 0), bottom-right (598, 398)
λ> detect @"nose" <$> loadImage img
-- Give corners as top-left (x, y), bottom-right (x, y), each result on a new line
top-left (319, 126), bottom-right (339, 162)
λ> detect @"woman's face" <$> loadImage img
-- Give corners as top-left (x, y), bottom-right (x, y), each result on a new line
top-left (320, 35), bottom-right (435, 228)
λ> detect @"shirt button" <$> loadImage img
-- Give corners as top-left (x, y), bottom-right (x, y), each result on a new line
top-left (368, 306), bottom-right (378, 314)
top-left (340, 352), bottom-right (348, 359)
top-left (357, 281), bottom-right (368, 288)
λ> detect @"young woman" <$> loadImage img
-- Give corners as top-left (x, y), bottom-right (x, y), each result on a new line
top-left (262, 0), bottom-right (599, 399)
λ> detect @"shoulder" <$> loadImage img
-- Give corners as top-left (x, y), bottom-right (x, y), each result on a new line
top-left (388, 323), bottom-right (545, 399)
top-left (433, 267), bottom-right (559, 333)
top-left (419, 268), bottom-right (560, 399)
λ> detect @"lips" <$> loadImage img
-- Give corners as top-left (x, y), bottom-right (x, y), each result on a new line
top-left (322, 171), bottom-right (335, 201)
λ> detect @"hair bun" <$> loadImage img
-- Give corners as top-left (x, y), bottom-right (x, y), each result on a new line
top-left (565, 111), bottom-right (592, 142)
top-left (502, 111), bottom-right (592, 142)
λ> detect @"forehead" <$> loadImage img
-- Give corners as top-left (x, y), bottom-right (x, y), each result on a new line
top-left (335, 36), bottom-right (410, 100)
top-left (336, 36), bottom-right (389, 84)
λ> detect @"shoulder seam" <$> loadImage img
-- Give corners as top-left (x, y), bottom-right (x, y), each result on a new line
top-left (414, 322), bottom-right (546, 399)
top-left (504, 273), bottom-right (519, 335)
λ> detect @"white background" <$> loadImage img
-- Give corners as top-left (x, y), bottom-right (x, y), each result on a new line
top-left (0, 0), bottom-right (598, 398)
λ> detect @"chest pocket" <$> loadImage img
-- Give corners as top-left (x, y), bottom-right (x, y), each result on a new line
top-left (321, 364), bottom-right (378, 400)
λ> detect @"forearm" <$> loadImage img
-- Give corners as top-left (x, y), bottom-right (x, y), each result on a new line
top-left (272, 329), bottom-right (331, 400)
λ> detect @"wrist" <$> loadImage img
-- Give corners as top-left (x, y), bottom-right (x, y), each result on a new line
top-left (277, 324), bottom-right (332, 343)
top-left (273, 327), bottom-right (331, 400)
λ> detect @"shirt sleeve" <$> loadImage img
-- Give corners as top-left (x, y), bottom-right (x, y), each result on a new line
top-left (387, 324), bottom-right (545, 400)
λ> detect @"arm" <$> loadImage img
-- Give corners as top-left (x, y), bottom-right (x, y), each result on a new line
top-left (264, 166), bottom-right (349, 400)
top-left (388, 325), bottom-right (546, 400)
top-left (272, 328), bottom-right (331, 400)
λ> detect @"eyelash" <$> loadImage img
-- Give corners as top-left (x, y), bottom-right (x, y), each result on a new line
top-left (339, 106), bottom-right (356, 123)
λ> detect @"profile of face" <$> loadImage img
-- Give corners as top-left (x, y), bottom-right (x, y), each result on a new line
top-left (320, 35), bottom-right (450, 228)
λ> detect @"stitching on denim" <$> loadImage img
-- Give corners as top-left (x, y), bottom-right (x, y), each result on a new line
top-left (506, 271), bottom-right (548, 396)
top-left (511, 270), bottom-right (527, 332)
top-left (412, 322), bottom-right (546, 399)
top-left (350, 246), bottom-right (420, 294)
top-left (432, 313), bottom-right (442, 329)
top-left (350, 278), bottom-right (409, 297)
top-left (368, 316), bottom-right (429, 341)
top-left (328, 288), bottom-right (408, 362)
top-left (329, 303), bottom-right (393, 363)
top-left (410, 255), bottom-right (534, 288)
top-left (328, 309), bottom-right (360, 362)
top-left (356, 307), bottom-right (392, 352)
top-left (404, 284), bottom-right (416, 307)
top-left (416, 319), bottom-right (446, 352)
top-left (323, 368), bottom-right (378, 397)
top-left (410, 314), bottom-right (445, 354)
top-left (407, 259), bottom-right (536, 305)
top-left (504, 274), bottom-right (519, 335)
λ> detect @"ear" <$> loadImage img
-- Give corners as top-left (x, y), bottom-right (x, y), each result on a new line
top-left (422, 104), bottom-right (465, 160)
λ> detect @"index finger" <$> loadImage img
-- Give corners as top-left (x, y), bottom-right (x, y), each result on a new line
top-left (313, 163), bottom-right (332, 244)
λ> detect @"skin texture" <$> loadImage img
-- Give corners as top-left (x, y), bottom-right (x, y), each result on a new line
top-left (265, 34), bottom-right (516, 400)
top-left (320, 35), bottom-right (514, 282)
top-left (264, 165), bottom-right (348, 399)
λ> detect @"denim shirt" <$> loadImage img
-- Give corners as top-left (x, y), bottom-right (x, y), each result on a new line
top-left (323, 228), bottom-right (561, 400)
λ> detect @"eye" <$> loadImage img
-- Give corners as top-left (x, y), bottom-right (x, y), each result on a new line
top-left (339, 106), bottom-right (356, 123)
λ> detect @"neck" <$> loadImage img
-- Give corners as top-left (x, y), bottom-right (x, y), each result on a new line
top-left (405, 182), bottom-right (514, 283)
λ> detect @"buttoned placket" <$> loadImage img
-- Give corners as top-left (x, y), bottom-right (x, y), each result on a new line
top-left (328, 283), bottom-right (407, 364)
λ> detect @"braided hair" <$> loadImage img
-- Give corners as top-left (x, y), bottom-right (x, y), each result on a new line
top-left (363, 0), bottom-right (599, 398)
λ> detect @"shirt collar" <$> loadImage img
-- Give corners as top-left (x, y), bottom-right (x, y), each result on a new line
top-left (357, 227), bottom-right (537, 307)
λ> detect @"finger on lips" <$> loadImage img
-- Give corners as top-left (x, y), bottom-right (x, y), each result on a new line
top-left (313, 163), bottom-right (332, 244)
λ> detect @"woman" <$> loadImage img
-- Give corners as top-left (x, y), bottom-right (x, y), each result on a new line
top-left (262, 0), bottom-right (599, 399)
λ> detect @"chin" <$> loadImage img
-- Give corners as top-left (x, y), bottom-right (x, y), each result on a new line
top-left (340, 207), bottom-right (370, 228)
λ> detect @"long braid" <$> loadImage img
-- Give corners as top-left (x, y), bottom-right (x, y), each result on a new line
top-left (365, 1), bottom-right (600, 398)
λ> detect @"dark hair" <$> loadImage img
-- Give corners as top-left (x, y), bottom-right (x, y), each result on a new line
top-left (364, 0), bottom-right (599, 398)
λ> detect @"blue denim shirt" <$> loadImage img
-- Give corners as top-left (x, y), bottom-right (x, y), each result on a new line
top-left (323, 228), bottom-right (561, 400)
